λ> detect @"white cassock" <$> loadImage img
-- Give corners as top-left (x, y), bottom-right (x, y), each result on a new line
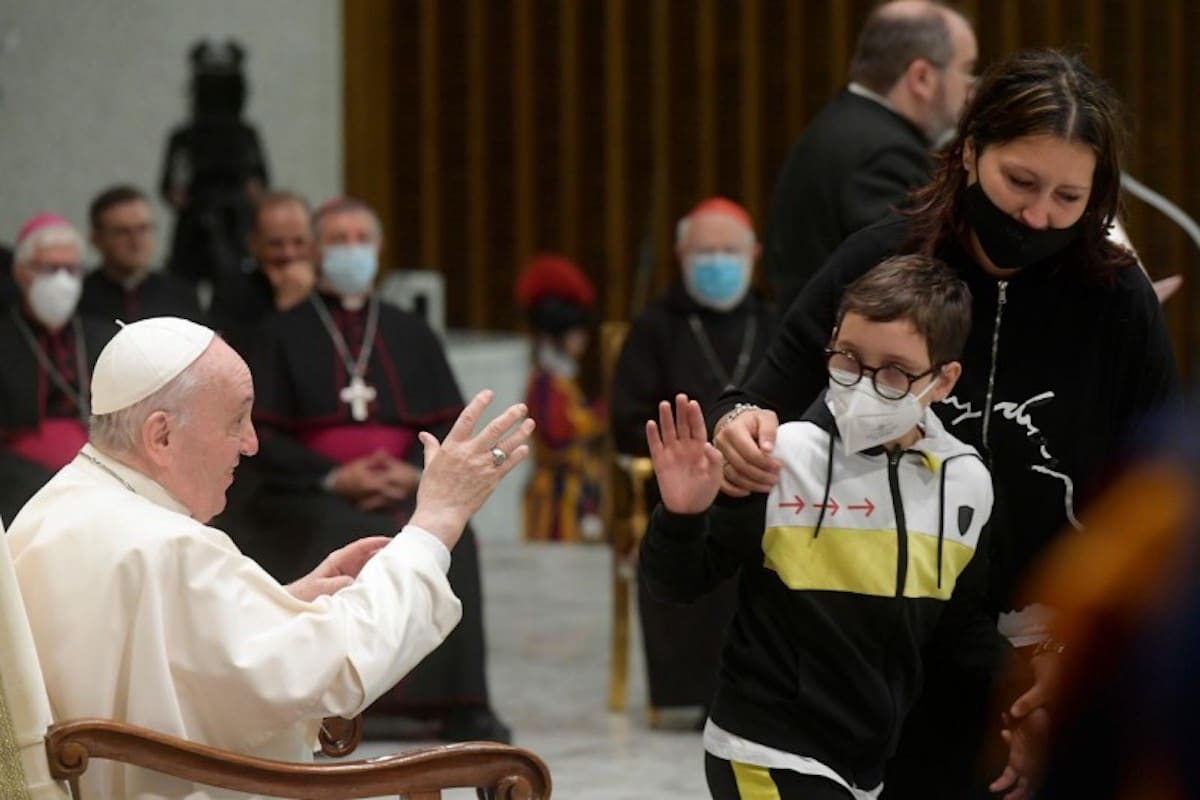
top-left (7, 444), bottom-right (462, 799)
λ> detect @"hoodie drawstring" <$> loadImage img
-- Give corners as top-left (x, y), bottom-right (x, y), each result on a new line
top-left (813, 433), bottom-right (836, 539)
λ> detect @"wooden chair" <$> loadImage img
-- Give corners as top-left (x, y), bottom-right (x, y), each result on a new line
top-left (0, 523), bottom-right (552, 800)
top-left (598, 321), bottom-right (659, 725)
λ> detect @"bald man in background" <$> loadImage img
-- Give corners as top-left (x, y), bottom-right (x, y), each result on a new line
top-left (764, 0), bottom-right (977, 309)
top-left (208, 191), bottom-right (317, 355)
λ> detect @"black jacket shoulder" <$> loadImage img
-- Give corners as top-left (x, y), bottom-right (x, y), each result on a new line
top-left (765, 91), bottom-right (932, 306)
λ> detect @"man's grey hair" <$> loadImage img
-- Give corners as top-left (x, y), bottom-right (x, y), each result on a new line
top-left (848, 2), bottom-right (957, 95)
top-left (675, 214), bottom-right (756, 249)
top-left (15, 223), bottom-right (86, 266)
top-left (89, 354), bottom-right (215, 455)
top-left (312, 196), bottom-right (383, 244)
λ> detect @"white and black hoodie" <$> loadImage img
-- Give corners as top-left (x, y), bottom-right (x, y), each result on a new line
top-left (641, 394), bottom-right (999, 790)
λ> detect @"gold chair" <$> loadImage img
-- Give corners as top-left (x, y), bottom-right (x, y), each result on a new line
top-left (598, 321), bottom-right (659, 725)
top-left (0, 524), bottom-right (552, 800)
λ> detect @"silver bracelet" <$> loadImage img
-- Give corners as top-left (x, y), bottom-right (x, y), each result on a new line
top-left (717, 402), bottom-right (762, 435)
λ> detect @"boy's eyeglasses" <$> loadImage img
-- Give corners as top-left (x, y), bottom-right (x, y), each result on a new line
top-left (824, 348), bottom-right (937, 401)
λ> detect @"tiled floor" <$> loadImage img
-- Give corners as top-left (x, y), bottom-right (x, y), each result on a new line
top-left (355, 542), bottom-right (709, 799)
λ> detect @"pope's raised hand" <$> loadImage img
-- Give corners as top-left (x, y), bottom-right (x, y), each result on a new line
top-left (646, 394), bottom-right (724, 515)
top-left (410, 390), bottom-right (535, 548)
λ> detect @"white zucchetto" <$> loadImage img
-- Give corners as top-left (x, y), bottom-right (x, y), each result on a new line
top-left (91, 317), bottom-right (215, 415)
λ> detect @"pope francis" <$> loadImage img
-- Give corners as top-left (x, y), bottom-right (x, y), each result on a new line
top-left (6, 316), bottom-right (534, 799)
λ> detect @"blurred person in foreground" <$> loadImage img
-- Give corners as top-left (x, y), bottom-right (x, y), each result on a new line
top-left (993, 404), bottom-right (1200, 799)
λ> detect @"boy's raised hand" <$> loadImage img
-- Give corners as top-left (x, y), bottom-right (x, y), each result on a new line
top-left (646, 393), bottom-right (724, 515)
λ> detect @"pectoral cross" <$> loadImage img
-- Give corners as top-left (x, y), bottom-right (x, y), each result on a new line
top-left (340, 375), bottom-right (377, 422)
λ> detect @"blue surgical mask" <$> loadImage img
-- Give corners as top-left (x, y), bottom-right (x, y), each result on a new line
top-left (684, 253), bottom-right (751, 311)
top-left (322, 244), bottom-right (378, 296)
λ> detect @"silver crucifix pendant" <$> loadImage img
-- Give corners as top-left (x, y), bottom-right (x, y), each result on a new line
top-left (340, 376), bottom-right (378, 422)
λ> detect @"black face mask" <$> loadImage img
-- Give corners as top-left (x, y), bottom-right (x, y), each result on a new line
top-left (963, 181), bottom-right (1082, 270)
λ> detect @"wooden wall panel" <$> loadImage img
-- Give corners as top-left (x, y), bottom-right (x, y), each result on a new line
top-left (417, 0), bottom-right (441, 273)
top-left (344, 0), bottom-right (1200, 376)
top-left (740, 0), bottom-right (762, 225)
top-left (465, 0), bottom-right (488, 328)
top-left (341, 0), bottom-right (399, 269)
top-left (648, 0), bottom-right (672, 305)
top-left (512, 0), bottom-right (536, 275)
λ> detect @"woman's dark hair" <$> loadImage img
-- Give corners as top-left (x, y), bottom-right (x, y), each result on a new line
top-left (905, 49), bottom-right (1136, 284)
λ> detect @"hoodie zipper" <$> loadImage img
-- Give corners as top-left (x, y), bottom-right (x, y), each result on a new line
top-left (980, 280), bottom-right (1008, 450)
top-left (880, 447), bottom-right (908, 764)
top-left (887, 449), bottom-right (907, 596)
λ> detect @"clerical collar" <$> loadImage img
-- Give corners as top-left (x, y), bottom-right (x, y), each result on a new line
top-left (76, 444), bottom-right (192, 516)
top-left (100, 265), bottom-right (150, 291)
top-left (847, 82), bottom-right (894, 111)
top-left (319, 287), bottom-right (370, 312)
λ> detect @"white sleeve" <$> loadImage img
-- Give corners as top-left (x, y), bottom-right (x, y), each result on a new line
top-left (160, 524), bottom-right (462, 750)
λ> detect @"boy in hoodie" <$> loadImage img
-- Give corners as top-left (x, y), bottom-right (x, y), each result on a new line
top-left (641, 255), bottom-right (1001, 799)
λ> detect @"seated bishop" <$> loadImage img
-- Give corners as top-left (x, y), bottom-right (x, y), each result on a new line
top-left (243, 196), bottom-right (511, 742)
top-left (0, 213), bottom-right (117, 523)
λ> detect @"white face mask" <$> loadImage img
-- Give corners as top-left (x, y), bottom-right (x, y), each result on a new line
top-left (28, 271), bottom-right (82, 329)
top-left (827, 368), bottom-right (938, 455)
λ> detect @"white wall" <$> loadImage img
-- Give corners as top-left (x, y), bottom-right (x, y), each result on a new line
top-left (0, 0), bottom-right (342, 260)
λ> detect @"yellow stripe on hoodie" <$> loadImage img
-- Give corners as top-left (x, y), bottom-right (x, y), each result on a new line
top-left (764, 526), bottom-right (977, 599)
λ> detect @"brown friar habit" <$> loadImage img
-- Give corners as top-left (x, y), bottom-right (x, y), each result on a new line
top-left (238, 290), bottom-right (493, 719)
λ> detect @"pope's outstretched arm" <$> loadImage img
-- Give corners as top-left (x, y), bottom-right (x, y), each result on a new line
top-left (163, 390), bottom-right (533, 748)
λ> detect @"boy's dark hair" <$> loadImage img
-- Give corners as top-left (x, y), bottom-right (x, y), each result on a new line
top-left (836, 255), bottom-right (971, 365)
top-left (89, 185), bottom-right (148, 230)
